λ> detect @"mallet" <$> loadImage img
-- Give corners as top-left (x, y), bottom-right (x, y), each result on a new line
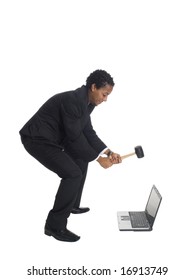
top-left (121, 145), bottom-right (144, 160)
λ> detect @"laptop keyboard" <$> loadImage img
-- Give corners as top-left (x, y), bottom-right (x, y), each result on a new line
top-left (129, 212), bottom-right (150, 228)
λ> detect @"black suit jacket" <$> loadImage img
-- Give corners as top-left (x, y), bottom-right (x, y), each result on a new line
top-left (19, 86), bottom-right (107, 162)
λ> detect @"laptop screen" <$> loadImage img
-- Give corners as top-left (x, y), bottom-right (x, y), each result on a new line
top-left (145, 186), bottom-right (162, 227)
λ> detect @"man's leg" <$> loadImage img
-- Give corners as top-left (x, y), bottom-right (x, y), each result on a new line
top-left (22, 139), bottom-right (83, 240)
top-left (73, 159), bottom-right (88, 208)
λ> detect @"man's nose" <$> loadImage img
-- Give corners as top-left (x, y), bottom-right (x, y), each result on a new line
top-left (103, 96), bottom-right (108, 102)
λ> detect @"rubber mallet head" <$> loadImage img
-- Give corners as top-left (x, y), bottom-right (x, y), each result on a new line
top-left (135, 145), bottom-right (144, 158)
top-left (121, 145), bottom-right (144, 160)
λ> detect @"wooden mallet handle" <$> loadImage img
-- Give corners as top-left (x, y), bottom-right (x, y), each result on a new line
top-left (121, 152), bottom-right (135, 160)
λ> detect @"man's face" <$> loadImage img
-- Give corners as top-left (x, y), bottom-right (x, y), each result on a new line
top-left (88, 84), bottom-right (113, 106)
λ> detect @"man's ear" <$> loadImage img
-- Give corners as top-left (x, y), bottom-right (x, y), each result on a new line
top-left (91, 83), bottom-right (97, 92)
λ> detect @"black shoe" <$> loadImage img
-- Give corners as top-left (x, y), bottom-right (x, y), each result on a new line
top-left (71, 207), bottom-right (90, 214)
top-left (44, 225), bottom-right (80, 242)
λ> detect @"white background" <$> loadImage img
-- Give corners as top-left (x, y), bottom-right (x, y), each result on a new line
top-left (1, 0), bottom-right (195, 279)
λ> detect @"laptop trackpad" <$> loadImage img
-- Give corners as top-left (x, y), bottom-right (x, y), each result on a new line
top-left (117, 211), bottom-right (133, 230)
top-left (121, 215), bottom-right (130, 221)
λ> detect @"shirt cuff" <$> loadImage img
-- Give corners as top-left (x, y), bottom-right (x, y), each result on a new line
top-left (95, 147), bottom-right (108, 161)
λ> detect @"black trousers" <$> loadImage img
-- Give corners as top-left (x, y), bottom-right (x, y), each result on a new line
top-left (21, 138), bottom-right (88, 230)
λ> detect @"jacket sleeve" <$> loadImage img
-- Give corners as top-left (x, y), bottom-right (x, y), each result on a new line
top-left (65, 116), bottom-right (107, 161)
top-left (67, 118), bottom-right (107, 162)
top-left (61, 103), bottom-right (101, 161)
top-left (83, 117), bottom-right (107, 154)
top-left (60, 94), bottom-right (107, 162)
top-left (67, 132), bottom-right (100, 162)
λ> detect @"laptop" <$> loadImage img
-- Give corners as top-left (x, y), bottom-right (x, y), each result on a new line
top-left (117, 185), bottom-right (162, 231)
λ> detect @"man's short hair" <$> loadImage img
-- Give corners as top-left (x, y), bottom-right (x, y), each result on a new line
top-left (86, 70), bottom-right (115, 90)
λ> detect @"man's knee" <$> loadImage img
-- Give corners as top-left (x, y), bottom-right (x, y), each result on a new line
top-left (70, 168), bottom-right (83, 179)
top-left (58, 166), bottom-right (82, 180)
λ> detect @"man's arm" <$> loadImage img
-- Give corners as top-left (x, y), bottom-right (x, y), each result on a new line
top-left (83, 117), bottom-right (107, 153)
top-left (84, 118), bottom-right (122, 166)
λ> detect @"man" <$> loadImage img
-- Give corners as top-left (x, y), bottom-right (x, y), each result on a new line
top-left (19, 69), bottom-right (122, 242)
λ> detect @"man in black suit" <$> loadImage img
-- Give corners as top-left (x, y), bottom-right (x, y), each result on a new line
top-left (19, 69), bottom-right (121, 242)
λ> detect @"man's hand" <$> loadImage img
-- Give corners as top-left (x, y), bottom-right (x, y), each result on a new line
top-left (104, 149), bottom-right (122, 164)
top-left (97, 156), bottom-right (113, 169)
top-left (109, 152), bottom-right (122, 164)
